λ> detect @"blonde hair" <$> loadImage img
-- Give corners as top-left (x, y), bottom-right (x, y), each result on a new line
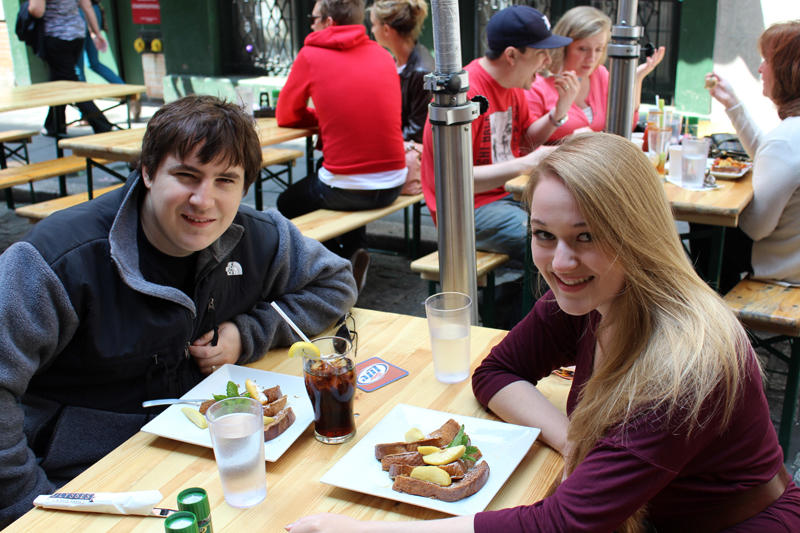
top-left (549, 6), bottom-right (612, 73)
top-left (525, 133), bottom-right (752, 533)
top-left (370, 0), bottom-right (429, 42)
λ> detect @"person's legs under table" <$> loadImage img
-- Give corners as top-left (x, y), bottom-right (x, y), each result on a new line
top-left (688, 223), bottom-right (753, 294)
top-left (474, 195), bottom-right (528, 264)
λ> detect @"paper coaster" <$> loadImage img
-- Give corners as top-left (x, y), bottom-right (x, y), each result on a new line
top-left (355, 357), bottom-right (409, 392)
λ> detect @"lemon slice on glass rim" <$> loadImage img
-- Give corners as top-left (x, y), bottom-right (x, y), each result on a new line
top-left (288, 341), bottom-right (321, 359)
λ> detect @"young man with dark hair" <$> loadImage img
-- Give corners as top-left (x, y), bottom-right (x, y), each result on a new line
top-left (0, 95), bottom-right (357, 527)
top-left (276, 0), bottom-right (406, 292)
top-left (420, 5), bottom-right (571, 263)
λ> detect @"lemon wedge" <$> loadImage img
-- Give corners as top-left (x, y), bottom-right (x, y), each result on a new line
top-left (182, 407), bottom-right (208, 429)
top-left (288, 341), bottom-right (320, 359)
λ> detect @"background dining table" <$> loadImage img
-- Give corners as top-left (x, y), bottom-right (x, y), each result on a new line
top-left (58, 118), bottom-right (318, 197)
top-left (5, 308), bottom-right (570, 533)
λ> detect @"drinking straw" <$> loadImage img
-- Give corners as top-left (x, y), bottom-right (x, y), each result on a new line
top-left (270, 301), bottom-right (311, 342)
top-left (658, 98), bottom-right (665, 129)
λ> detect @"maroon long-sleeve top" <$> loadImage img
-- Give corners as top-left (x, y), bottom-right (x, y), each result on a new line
top-left (472, 292), bottom-right (800, 532)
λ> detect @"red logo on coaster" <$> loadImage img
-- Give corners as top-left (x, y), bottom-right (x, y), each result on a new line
top-left (355, 357), bottom-right (408, 392)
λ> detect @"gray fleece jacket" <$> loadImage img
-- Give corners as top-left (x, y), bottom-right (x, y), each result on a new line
top-left (0, 172), bottom-right (357, 527)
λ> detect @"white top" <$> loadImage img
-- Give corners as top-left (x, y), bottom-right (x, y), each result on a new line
top-left (318, 166), bottom-right (408, 190)
top-left (727, 102), bottom-right (800, 285)
top-left (582, 106), bottom-right (593, 124)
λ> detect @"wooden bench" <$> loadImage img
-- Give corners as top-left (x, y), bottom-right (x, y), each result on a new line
top-left (723, 279), bottom-right (800, 459)
top-left (254, 148), bottom-right (304, 211)
top-left (0, 129), bottom-right (38, 167)
top-left (411, 250), bottom-right (511, 328)
top-left (15, 184), bottom-right (124, 223)
top-left (0, 155), bottom-right (111, 209)
top-left (292, 193), bottom-right (424, 259)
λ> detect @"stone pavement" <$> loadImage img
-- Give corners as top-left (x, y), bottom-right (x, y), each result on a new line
top-left (2, 100), bottom-right (800, 482)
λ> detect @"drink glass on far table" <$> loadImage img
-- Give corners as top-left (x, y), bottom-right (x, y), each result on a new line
top-left (681, 137), bottom-right (712, 189)
top-left (425, 292), bottom-right (472, 384)
top-left (206, 397), bottom-right (267, 508)
top-left (647, 127), bottom-right (672, 180)
top-left (302, 336), bottom-right (357, 444)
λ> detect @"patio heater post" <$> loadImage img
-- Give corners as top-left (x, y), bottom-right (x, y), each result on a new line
top-left (425, 0), bottom-right (480, 324)
top-left (605, 0), bottom-right (642, 139)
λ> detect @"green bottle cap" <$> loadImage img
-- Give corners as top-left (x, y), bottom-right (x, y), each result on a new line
top-left (165, 511), bottom-right (198, 533)
top-left (177, 488), bottom-right (210, 520)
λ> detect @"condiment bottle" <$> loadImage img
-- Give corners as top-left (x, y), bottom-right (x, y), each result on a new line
top-left (164, 511), bottom-right (199, 533)
top-left (177, 488), bottom-right (213, 533)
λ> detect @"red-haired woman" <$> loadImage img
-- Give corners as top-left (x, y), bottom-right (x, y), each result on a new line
top-left (697, 20), bottom-right (800, 292)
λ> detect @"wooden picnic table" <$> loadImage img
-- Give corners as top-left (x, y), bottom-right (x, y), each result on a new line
top-left (5, 308), bottom-right (569, 533)
top-left (58, 118), bottom-right (318, 197)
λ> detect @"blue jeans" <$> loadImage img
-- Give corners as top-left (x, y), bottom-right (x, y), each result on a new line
top-left (474, 195), bottom-right (527, 264)
top-left (76, 5), bottom-right (124, 84)
top-left (277, 173), bottom-right (403, 256)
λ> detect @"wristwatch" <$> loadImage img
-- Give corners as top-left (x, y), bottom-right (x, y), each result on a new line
top-left (549, 109), bottom-right (568, 127)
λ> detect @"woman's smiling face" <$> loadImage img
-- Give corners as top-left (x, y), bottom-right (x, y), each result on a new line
top-left (529, 175), bottom-right (626, 317)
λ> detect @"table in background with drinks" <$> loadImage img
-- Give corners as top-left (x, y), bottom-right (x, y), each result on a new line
top-left (5, 308), bottom-right (571, 533)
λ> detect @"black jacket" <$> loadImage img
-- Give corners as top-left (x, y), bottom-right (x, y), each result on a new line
top-left (400, 43), bottom-right (435, 143)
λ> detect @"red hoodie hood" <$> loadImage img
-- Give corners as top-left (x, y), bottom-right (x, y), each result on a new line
top-left (303, 25), bottom-right (370, 51)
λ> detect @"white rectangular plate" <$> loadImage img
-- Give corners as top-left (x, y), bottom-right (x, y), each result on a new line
top-left (319, 404), bottom-right (540, 516)
top-left (710, 163), bottom-right (752, 179)
top-left (141, 364), bottom-right (313, 462)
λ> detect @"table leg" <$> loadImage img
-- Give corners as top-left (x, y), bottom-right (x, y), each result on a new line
top-left (707, 226), bottom-right (726, 292)
top-left (306, 136), bottom-right (314, 177)
top-left (54, 114), bottom-right (68, 196)
top-left (779, 338), bottom-right (800, 460)
top-left (86, 160), bottom-right (94, 199)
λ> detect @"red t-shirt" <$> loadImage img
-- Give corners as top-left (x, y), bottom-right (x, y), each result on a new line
top-left (420, 59), bottom-right (534, 221)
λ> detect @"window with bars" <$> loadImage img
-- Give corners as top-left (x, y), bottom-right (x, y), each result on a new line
top-left (229, 0), bottom-right (296, 76)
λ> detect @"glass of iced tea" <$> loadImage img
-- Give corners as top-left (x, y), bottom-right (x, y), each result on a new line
top-left (302, 336), bottom-right (356, 444)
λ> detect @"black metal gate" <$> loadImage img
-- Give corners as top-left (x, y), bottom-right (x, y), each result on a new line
top-left (229, 0), bottom-right (296, 76)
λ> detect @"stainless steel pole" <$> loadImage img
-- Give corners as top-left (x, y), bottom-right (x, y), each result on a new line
top-left (605, 0), bottom-right (641, 139)
top-left (425, 0), bottom-right (480, 324)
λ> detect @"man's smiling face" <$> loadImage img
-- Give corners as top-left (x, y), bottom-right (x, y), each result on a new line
top-left (140, 147), bottom-right (245, 257)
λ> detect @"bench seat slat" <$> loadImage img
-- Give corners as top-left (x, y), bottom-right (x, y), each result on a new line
top-left (261, 148), bottom-right (303, 168)
top-left (292, 194), bottom-right (423, 242)
top-left (0, 129), bottom-right (39, 144)
top-left (723, 279), bottom-right (800, 337)
top-left (0, 156), bottom-right (111, 190)
top-left (15, 184), bottom-right (124, 222)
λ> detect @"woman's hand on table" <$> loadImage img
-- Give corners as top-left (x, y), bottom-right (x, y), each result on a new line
top-left (636, 46), bottom-right (665, 82)
top-left (286, 513), bottom-right (476, 533)
top-left (189, 321), bottom-right (243, 374)
top-left (285, 514), bottom-right (364, 533)
top-left (705, 72), bottom-right (740, 109)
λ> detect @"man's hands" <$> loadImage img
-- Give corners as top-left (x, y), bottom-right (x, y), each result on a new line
top-left (189, 321), bottom-right (243, 374)
top-left (705, 72), bottom-right (740, 110)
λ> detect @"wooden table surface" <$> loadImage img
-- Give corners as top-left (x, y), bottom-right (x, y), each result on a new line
top-left (505, 172), bottom-right (754, 228)
top-left (6, 308), bottom-right (569, 533)
top-left (0, 81), bottom-right (146, 113)
top-left (59, 118), bottom-right (317, 162)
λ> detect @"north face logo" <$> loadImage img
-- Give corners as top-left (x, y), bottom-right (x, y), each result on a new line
top-left (226, 261), bottom-right (243, 276)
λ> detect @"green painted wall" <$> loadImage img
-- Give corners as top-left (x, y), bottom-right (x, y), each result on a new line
top-left (3, 0), bottom-right (48, 85)
top-left (674, 0), bottom-right (716, 115)
top-left (160, 0), bottom-right (222, 77)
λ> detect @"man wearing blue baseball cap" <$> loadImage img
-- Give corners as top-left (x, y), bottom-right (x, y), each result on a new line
top-left (420, 5), bottom-right (572, 265)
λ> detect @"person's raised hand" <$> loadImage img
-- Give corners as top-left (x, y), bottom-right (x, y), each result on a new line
top-left (705, 72), bottom-right (740, 109)
top-left (188, 321), bottom-right (243, 374)
top-left (636, 46), bottom-right (665, 81)
top-left (552, 70), bottom-right (581, 120)
top-left (285, 513), bottom-right (365, 533)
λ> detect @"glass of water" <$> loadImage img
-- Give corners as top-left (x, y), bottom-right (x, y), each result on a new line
top-left (206, 397), bottom-right (267, 508)
top-left (425, 292), bottom-right (472, 383)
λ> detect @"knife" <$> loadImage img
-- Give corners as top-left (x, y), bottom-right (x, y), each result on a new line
top-left (142, 398), bottom-right (208, 408)
top-left (151, 507), bottom-right (178, 518)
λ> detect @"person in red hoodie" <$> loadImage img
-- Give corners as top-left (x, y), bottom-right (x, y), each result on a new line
top-left (276, 0), bottom-right (407, 292)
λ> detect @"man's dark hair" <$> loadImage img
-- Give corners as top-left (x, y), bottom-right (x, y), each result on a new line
top-left (484, 45), bottom-right (527, 61)
top-left (136, 94), bottom-right (263, 193)
top-left (319, 0), bottom-right (364, 26)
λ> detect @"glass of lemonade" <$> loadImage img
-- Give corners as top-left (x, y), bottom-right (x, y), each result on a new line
top-left (425, 292), bottom-right (472, 383)
top-left (302, 337), bottom-right (357, 444)
top-left (206, 397), bottom-right (267, 508)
